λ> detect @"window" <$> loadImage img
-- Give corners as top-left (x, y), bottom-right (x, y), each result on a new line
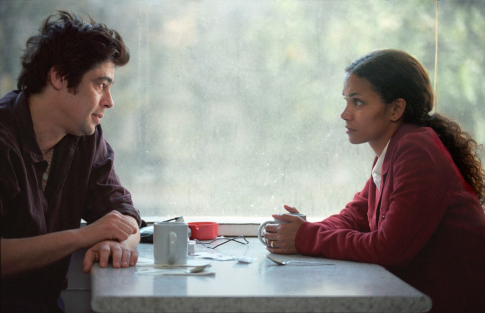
top-left (1, 0), bottom-right (484, 220)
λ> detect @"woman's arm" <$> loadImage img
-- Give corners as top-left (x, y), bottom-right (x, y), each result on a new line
top-left (265, 182), bottom-right (371, 255)
top-left (295, 137), bottom-right (450, 267)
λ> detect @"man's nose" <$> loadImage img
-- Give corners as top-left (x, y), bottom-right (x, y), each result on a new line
top-left (102, 90), bottom-right (114, 109)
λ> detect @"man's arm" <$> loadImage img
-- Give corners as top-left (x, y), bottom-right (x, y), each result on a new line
top-left (82, 215), bottom-right (140, 272)
top-left (1, 211), bottom-right (137, 277)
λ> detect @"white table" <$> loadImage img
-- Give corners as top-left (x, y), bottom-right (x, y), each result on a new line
top-left (90, 238), bottom-right (432, 312)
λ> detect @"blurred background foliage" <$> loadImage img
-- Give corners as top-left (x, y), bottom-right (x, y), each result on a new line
top-left (1, 0), bottom-right (484, 220)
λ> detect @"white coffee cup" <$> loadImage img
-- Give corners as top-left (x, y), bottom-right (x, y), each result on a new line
top-left (154, 222), bottom-right (188, 265)
top-left (258, 213), bottom-right (306, 246)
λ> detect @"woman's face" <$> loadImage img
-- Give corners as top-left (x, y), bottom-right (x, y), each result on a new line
top-left (341, 73), bottom-right (398, 156)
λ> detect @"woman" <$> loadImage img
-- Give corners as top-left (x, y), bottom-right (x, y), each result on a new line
top-left (264, 49), bottom-right (485, 313)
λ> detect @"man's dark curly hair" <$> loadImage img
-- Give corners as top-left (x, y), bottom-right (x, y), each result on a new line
top-left (346, 49), bottom-right (485, 206)
top-left (17, 10), bottom-right (130, 96)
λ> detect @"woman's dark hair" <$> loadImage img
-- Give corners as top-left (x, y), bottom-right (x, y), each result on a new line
top-left (17, 11), bottom-right (130, 95)
top-left (346, 49), bottom-right (485, 206)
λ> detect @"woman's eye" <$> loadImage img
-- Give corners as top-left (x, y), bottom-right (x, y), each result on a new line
top-left (354, 99), bottom-right (364, 106)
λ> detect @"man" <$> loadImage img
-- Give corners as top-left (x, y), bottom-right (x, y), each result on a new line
top-left (0, 11), bottom-right (141, 312)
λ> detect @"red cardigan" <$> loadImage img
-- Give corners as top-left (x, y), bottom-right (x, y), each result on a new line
top-left (296, 123), bottom-right (485, 313)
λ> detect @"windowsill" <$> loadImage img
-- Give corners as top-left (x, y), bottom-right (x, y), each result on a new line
top-left (141, 216), bottom-right (268, 223)
top-left (141, 216), bottom-right (269, 237)
top-left (83, 216), bottom-right (324, 237)
top-left (82, 217), bottom-right (264, 236)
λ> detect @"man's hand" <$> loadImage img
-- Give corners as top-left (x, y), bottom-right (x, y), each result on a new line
top-left (83, 240), bottom-right (139, 273)
top-left (80, 211), bottom-right (138, 248)
top-left (1, 211), bottom-right (140, 277)
top-left (82, 213), bottom-right (140, 273)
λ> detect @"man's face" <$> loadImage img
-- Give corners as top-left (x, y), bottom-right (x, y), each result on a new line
top-left (61, 61), bottom-right (115, 136)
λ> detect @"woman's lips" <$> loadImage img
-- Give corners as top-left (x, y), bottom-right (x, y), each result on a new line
top-left (345, 126), bottom-right (356, 134)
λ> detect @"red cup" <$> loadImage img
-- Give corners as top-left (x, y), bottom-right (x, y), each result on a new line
top-left (188, 222), bottom-right (218, 240)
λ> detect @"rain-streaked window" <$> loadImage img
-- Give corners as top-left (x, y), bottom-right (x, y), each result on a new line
top-left (1, 0), bottom-right (483, 220)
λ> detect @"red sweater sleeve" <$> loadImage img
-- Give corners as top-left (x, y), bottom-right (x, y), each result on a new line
top-left (295, 132), bottom-right (454, 268)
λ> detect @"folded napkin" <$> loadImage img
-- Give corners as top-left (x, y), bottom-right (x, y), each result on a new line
top-left (136, 258), bottom-right (210, 267)
top-left (194, 252), bottom-right (256, 263)
top-left (136, 267), bottom-right (215, 276)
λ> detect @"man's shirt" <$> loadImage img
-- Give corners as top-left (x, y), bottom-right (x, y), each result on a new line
top-left (0, 91), bottom-right (141, 308)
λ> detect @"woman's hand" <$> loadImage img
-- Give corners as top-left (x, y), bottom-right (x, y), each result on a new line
top-left (264, 205), bottom-right (305, 254)
top-left (284, 205), bottom-right (300, 214)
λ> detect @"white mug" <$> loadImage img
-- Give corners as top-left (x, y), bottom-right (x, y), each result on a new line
top-left (154, 222), bottom-right (188, 265)
top-left (258, 213), bottom-right (306, 246)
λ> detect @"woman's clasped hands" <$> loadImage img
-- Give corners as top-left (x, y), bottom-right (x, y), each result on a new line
top-left (264, 205), bottom-right (306, 254)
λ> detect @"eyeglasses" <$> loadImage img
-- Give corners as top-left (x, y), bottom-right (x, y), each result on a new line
top-left (194, 236), bottom-right (249, 249)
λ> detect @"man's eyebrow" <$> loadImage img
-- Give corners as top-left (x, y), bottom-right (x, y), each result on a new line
top-left (95, 76), bottom-right (114, 84)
